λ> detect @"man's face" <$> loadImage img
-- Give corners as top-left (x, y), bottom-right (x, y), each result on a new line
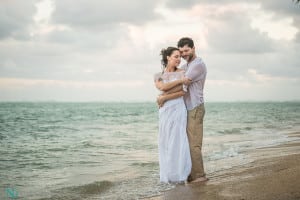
top-left (179, 45), bottom-right (195, 62)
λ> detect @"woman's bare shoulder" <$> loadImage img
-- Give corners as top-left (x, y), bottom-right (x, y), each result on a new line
top-left (175, 69), bottom-right (185, 73)
top-left (154, 72), bottom-right (163, 82)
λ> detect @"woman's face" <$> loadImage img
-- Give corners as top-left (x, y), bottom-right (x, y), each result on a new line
top-left (167, 50), bottom-right (181, 68)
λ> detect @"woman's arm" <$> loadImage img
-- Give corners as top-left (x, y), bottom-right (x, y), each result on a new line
top-left (157, 90), bottom-right (185, 108)
top-left (155, 77), bottom-right (191, 92)
top-left (163, 84), bottom-right (183, 94)
top-left (155, 78), bottom-right (183, 92)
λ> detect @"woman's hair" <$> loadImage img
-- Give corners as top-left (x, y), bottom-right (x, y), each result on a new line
top-left (177, 37), bottom-right (194, 48)
top-left (160, 47), bottom-right (179, 69)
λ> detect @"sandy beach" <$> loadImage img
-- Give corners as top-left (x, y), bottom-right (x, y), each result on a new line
top-left (145, 132), bottom-right (300, 200)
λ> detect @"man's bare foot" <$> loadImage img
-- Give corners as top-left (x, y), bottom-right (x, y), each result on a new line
top-left (189, 176), bottom-right (209, 184)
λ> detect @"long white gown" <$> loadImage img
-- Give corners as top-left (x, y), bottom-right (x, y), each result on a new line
top-left (155, 71), bottom-right (192, 183)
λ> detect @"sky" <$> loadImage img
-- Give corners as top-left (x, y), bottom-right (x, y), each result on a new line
top-left (0, 0), bottom-right (299, 102)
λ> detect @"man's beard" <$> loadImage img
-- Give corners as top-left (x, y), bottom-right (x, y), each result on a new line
top-left (185, 53), bottom-right (193, 62)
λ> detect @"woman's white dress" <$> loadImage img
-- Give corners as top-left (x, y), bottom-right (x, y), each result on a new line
top-left (155, 71), bottom-right (192, 183)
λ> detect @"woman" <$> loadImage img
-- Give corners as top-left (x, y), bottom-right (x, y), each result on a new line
top-left (154, 47), bottom-right (192, 183)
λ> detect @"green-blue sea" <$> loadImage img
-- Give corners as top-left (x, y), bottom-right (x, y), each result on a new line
top-left (0, 102), bottom-right (299, 199)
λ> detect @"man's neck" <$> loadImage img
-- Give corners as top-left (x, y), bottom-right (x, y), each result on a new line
top-left (187, 55), bottom-right (197, 65)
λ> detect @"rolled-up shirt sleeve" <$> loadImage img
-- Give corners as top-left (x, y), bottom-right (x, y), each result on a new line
top-left (185, 61), bottom-right (206, 82)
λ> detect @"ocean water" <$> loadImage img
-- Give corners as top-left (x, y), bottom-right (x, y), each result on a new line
top-left (0, 102), bottom-right (299, 199)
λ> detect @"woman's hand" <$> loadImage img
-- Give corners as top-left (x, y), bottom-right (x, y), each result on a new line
top-left (157, 95), bottom-right (166, 108)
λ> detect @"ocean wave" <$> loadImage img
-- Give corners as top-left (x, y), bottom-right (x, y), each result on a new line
top-left (130, 161), bottom-right (158, 168)
top-left (218, 128), bottom-right (242, 135)
top-left (80, 140), bottom-right (102, 148)
top-left (217, 127), bottom-right (253, 135)
top-left (37, 180), bottom-right (114, 200)
top-left (67, 180), bottom-right (113, 195)
top-left (46, 147), bottom-right (67, 152)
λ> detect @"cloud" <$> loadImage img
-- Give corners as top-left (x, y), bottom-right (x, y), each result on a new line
top-left (52, 0), bottom-right (161, 29)
top-left (0, 0), bottom-right (299, 102)
top-left (0, 77), bottom-right (153, 102)
top-left (0, 0), bottom-right (36, 39)
top-left (0, 78), bottom-right (145, 89)
top-left (44, 24), bottom-right (130, 50)
top-left (165, 0), bottom-right (300, 17)
top-left (165, 0), bottom-right (242, 9)
top-left (205, 77), bottom-right (300, 101)
top-left (259, 0), bottom-right (300, 17)
top-left (205, 14), bottom-right (275, 53)
top-left (165, 0), bottom-right (300, 41)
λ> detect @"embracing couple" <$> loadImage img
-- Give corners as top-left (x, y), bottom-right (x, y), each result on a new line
top-left (154, 37), bottom-right (208, 184)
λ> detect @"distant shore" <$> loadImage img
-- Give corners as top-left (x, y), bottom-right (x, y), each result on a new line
top-left (145, 132), bottom-right (300, 200)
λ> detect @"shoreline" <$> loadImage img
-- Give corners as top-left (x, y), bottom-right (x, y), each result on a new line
top-left (144, 132), bottom-right (300, 200)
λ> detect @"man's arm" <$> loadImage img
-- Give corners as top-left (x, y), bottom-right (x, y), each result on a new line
top-left (185, 61), bottom-right (206, 82)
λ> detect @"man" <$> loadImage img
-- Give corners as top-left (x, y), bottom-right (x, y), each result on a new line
top-left (157, 37), bottom-right (208, 183)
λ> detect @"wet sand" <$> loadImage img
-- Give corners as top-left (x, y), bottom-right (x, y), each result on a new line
top-left (145, 132), bottom-right (300, 200)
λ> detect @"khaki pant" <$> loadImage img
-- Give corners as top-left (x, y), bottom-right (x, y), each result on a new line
top-left (187, 104), bottom-right (205, 181)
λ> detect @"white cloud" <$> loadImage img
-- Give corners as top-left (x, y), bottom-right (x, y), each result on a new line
top-left (127, 5), bottom-right (208, 50)
top-left (33, 0), bottom-right (54, 23)
top-left (0, 0), bottom-right (36, 39)
top-left (0, 0), bottom-right (299, 102)
top-left (0, 78), bottom-right (145, 89)
top-left (250, 11), bottom-right (298, 41)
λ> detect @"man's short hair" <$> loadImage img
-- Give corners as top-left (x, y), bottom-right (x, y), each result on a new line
top-left (177, 37), bottom-right (194, 48)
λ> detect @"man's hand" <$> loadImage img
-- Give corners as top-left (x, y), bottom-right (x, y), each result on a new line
top-left (157, 95), bottom-right (165, 108)
top-left (182, 77), bottom-right (192, 85)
